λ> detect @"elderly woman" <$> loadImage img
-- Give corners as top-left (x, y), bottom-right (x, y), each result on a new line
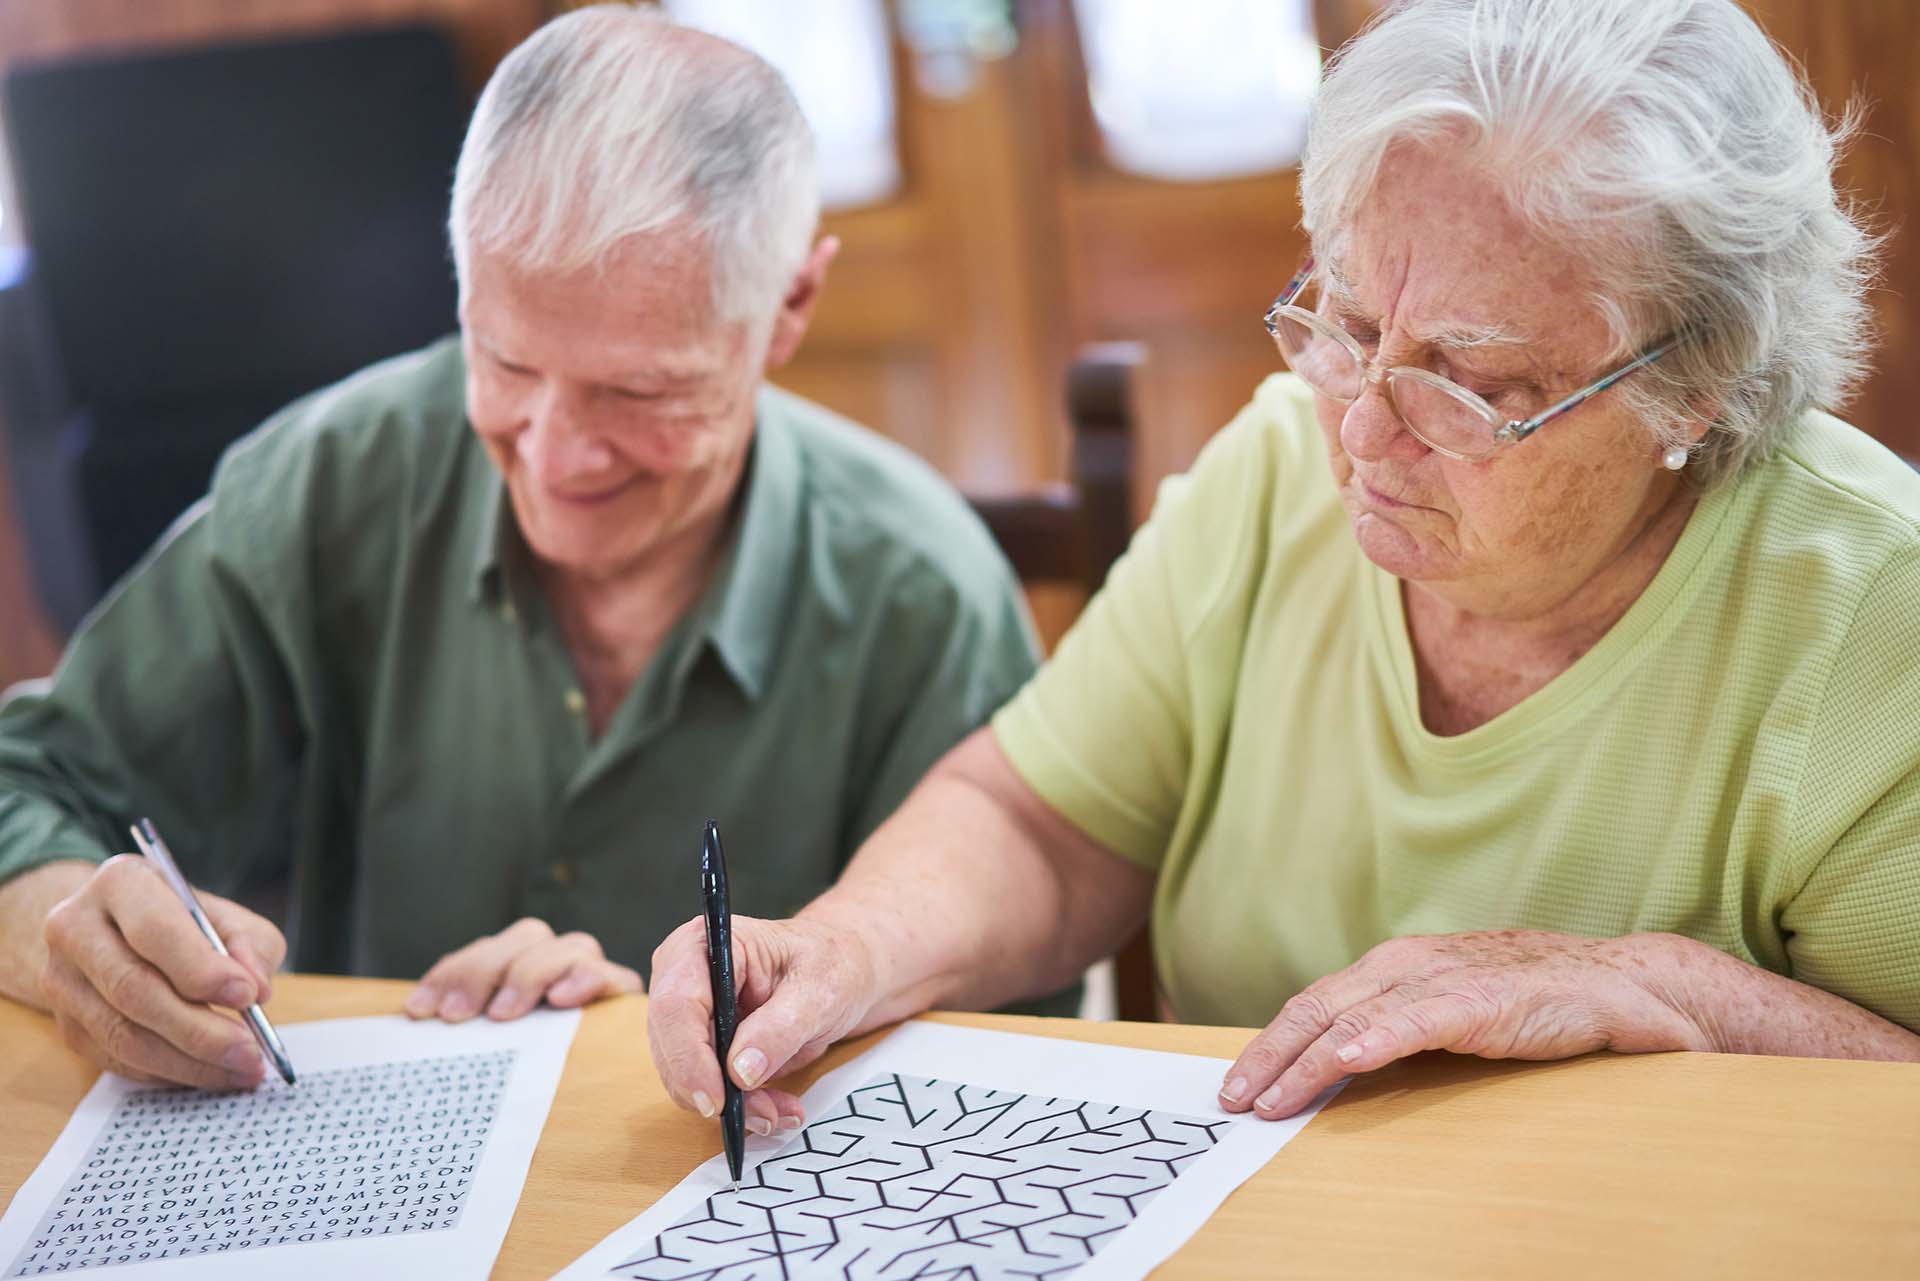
top-left (649, 0), bottom-right (1920, 1133)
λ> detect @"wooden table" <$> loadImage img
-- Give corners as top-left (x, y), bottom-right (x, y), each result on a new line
top-left (4, 975), bottom-right (1918, 1279)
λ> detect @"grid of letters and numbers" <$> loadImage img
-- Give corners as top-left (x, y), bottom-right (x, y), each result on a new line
top-left (8, 1049), bottom-right (516, 1277)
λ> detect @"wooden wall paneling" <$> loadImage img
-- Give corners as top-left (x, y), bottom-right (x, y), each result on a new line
top-left (1740, 0), bottom-right (1920, 459)
top-left (1021, 0), bottom-right (1307, 515)
top-left (785, 5), bottom-right (1067, 496)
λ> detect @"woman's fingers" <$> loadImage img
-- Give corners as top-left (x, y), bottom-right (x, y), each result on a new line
top-left (1248, 992), bottom-right (1411, 1119)
top-left (1218, 967), bottom-right (1391, 1113)
top-left (648, 918), bottom-right (726, 1115)
top-left (1337, 990), bottom-right (1497, 1072)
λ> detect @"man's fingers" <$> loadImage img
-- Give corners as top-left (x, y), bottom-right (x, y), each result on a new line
top-left (201, 895), bottom-right (287, 1001)
top-left (45, 957), bottom-right (262, 1090)
top-left (409, 918), bottom-right (555, 1021)
top-left (545, 960), bottom-right (643, 1009)
top-left (488, 933), bottom-right (603, 1019)
top-left (90, 856), bottom-right (259, 1009)
top-left (52, 896), bottom-right (264, 1078)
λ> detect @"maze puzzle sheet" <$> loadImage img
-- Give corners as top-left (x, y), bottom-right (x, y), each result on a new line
top-left (0, 1009), bottom-right (580, 1281)
top-left (555, 1021), bottom-right (1336, 1281)
top-left (7, 1050), bottom-right (513, 1277)
top-left (613, 1072), bottom-right (1228, 1280)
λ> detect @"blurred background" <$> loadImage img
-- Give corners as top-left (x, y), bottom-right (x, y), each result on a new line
top-left (0, 0), bottom-right (1915, 693)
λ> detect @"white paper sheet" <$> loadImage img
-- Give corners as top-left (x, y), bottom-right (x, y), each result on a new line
top-left (0, 1008), bottom-right (579, 1280)
top-left (554, 1021), bottom-right (1337, 1281)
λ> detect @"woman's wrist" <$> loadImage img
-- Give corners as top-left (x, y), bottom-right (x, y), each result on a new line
top-left (1599, 932), bottom-right (1723, 1054)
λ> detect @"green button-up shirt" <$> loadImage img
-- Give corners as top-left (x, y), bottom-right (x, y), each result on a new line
top-left (0, 338), bottom-right (1043, 991)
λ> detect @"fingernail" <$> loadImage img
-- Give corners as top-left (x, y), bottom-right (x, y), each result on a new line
top-left (487, 988), bottom-right (520, 1019)
top-left (222, 1043), bottom-right (262, 1074)
top-left (219, 979), bottom-right (253, 1008)
top-left (403, 988), bottom-right (435, 1017)
top-left (1219, 1076), bottom-right (1248, 1103)
top-left (1336, 1042), bottom-right (1362, 1064)
top-left (732, 1049), bottom-right (767, 1089)
top-left (439, 992), bottom-right (474, 1022)
top-left (692, 1091), bottom-right (717, 1119)
top-left (747, 1116), bottom-right (773, 1137)
top-left (1254, 1086), bottom-right (1285, 1114)
top-left (780, 1115), bottom-right (803, 1130)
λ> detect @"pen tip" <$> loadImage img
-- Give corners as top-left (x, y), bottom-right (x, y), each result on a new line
top-left (731, 1180), bottom-right (740, 1194)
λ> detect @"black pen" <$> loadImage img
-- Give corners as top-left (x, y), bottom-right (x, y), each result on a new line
top-left (700, 819), bottom-right (745, 1192)
top-left (131, 818), bottom-right (297, 1086)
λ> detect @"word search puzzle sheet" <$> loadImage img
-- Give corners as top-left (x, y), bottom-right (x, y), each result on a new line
top-left (556, 1022), bottom-right (1337, 1281)
top-left (0, 1008), bottom-right (578, 1279)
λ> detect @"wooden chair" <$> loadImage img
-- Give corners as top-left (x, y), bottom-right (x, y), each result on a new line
top-left (966, 342), bottom-right (1158, 1022)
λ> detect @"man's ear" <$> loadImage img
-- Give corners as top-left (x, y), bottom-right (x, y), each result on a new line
top-left (763, 236), bottom-right (840, 372)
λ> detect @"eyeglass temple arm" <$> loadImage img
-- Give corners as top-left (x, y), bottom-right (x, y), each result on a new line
top-left (1269, 257), bottom-right (1318, 317)
top-left (1502, 335), bottom-right (1684, 441)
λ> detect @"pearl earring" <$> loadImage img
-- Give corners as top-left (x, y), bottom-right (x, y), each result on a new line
top-left (1662, 446), bottom-right (1689, 471)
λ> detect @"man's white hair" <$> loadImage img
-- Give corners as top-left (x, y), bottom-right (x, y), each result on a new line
top-left (1301, 0), bottom-right (1880, 485)
top-left (449, 3), bottom-right (817, 322)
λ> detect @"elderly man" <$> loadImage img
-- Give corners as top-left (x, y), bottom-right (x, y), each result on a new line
top-left (0, 4), bottom-right (1045, 1093)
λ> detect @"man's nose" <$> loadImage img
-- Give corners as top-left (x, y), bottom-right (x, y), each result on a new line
top-left (518, 392), bottom-right (614, 483)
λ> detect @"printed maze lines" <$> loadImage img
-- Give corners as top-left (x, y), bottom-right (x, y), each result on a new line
top-left (614, 1073), bottom-right (1227, 1281)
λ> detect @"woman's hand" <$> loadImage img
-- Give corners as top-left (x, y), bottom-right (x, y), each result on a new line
top-left (647, 913), bottom-right (884, 1138)
top-left (404, 917), bottom-right (641, 1022)
top-left (1219, 930), bottom-right (1705, 1119)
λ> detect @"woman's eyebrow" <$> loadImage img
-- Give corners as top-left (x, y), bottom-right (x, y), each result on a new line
top-left (1324, 262), bottom-right (1528, 346)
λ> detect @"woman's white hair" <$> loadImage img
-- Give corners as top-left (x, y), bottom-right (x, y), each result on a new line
top-left (1301, 0), bottom-right (1880, 485)
top-left (450, 3), bottom-right (817, 322)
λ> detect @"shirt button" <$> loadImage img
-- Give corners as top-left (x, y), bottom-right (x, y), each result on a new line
top-left (564, 688), bottom-right (586, 716)
top-left (501, 601), bottom-right (518, 624)
top-left (551, 861), bottom-right (576, 888)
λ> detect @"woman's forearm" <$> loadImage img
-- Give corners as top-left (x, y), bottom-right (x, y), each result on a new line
top-left (1633, 932), bottom-right (1920, 1060)
top-left (800, 729), bottom-right (1153, 1030)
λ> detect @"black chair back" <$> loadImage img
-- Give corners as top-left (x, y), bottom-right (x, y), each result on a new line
top-left (2, 25), bottom-right (469, 625)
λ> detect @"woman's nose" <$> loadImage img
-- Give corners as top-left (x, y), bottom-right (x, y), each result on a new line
top-left (1339, 382), bottom-right (1426, 464)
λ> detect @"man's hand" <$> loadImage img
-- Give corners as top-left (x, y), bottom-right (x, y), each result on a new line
top-left (404, 918), bottom-right (641, 1022)
top-left (1217, 930), bottom-right (1706, 1119)
top-left (648, 914), bottom-right (882, 1138)
top-left (38, 855), bottom-right (287, 1089)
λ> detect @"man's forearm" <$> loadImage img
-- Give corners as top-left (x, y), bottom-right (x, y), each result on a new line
top-left (0, 860), bottom-right (97, 1010)
top-left (1633, 932), bottom-right (1920, 1060)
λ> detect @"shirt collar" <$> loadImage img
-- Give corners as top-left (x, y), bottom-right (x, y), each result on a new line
top-left (698, 392), bottom-right (805, 700)
top-left (466, 388), bottom-right (806, 701)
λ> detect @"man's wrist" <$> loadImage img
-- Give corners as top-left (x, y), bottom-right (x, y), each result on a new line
top-left (0, 858), bottom-right (100, 1010)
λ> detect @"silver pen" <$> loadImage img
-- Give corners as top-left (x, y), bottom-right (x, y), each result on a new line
top-left (130, 818), bottom-right (297, 1086)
